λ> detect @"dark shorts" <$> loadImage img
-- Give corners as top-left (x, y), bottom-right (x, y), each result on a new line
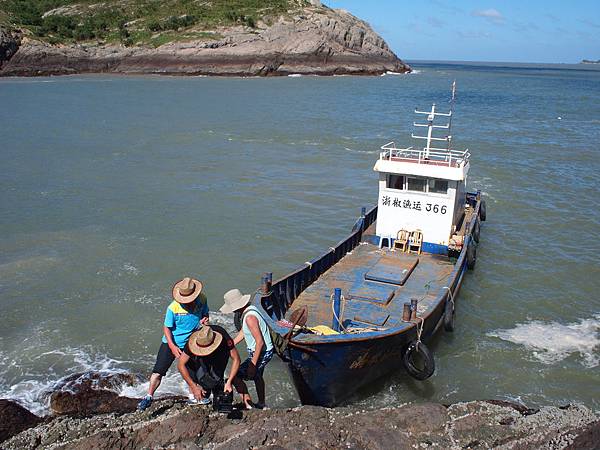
top-left (238, 349), bottom-right (273, 381)
top-left (152, 342), bottom-right (177, 376)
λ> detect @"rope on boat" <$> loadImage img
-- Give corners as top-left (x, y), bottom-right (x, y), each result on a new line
top-left (304, 261), bottom-right (312, 269)
top-left (414, 316), bottom-right (424, 350)
top-left (330, 293), bottom-right (347, 332)
top-left (443, 286), bottom-right (455, 310)
top-left (253, 287), bottom-right (272, 297)
top-left (329, 247), bottom-right (336, 252)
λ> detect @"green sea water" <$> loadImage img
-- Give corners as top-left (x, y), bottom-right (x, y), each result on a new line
top-left (1, 62), bottom-right (599, 414)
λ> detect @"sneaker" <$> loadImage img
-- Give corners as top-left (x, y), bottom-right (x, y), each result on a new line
top-left (137, 395), bottom-right (153, 411)
top-left (254, 403), bottom-right (268, 410)
top-left (187, 397), bottom-right (210, 405)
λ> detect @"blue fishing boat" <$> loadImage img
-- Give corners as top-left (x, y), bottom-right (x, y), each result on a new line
top-left (242, 83), bottom-right (486, 406)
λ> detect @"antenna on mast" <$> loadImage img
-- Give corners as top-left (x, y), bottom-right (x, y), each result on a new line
top-left (447, 80), bottom-right (456, 150)
top-left (411, 82), bottom-right (455, 159)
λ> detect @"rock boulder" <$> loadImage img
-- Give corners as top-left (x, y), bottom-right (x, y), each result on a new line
top-left (0, 399), bottom-right (43, 443)
top-left (49, 371), bottom-right (141, 417)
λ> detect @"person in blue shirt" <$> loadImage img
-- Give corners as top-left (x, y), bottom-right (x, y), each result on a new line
top-left (138, 277), bottom-right (209, 411)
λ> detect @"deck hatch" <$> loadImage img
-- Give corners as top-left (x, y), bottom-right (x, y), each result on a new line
top-left (350, 314), bottom-right (390, 327)
top-left (364, 255), bottom-right (419, 286)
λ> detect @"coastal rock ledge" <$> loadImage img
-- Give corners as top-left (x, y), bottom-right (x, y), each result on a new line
top-left (0, 5), bottom-right (409, 77)
top-left (2, 399), bottom-right (598, 449)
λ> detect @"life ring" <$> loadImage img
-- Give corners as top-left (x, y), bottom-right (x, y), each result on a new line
top-left (467, 241), bottom-right (477, 270)
top-left (443, 299), bottom-right (455, 332)
top-left (473, 218), bottom-right (481, 243)
top-left (234, 311), bottom-right (243, 331)
top-left (403, 340), bottom-right (435, 380)
top-left (479, 200), bottom-right (487, 222)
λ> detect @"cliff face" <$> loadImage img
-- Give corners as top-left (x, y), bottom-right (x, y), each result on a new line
top-left (0, 28), bottom-right (20, 68)
top-left (0, 5), bottom-right (409, 76)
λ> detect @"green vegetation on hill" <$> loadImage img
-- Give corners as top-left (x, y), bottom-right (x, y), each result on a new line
top-left (1, 0), bottom-right (306, 47)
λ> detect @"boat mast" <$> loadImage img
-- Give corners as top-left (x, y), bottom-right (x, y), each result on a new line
top-left (447, 80), bottom-right (456, 151)
top-left (411, 84), bottom-right (454, 159)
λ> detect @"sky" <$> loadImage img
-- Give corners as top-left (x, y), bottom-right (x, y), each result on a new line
top-left (323, 0), bottom-right (600, 63)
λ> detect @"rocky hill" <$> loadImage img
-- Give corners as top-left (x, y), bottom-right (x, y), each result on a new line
top-left (0, 0), bottom-right (409, 76)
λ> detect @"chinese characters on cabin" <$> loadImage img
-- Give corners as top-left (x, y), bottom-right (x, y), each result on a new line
top-left (381, 195), bottom-right (447, 214)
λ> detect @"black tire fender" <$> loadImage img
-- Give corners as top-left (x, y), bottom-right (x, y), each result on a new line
top-left (443, 299), bottom-right (455, 332)
top-left (473, 218), bottom-right (481, 243)
top-left (467, 241), bottom-right (477, 270)
top-left (479, 200), bottom-right (487, 222)
top-left (403, 340), bottom-right (435, 380)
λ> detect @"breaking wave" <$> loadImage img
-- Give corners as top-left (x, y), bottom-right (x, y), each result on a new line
top-left (0, 348), bottom-right (133, 416)
top-left (0, 312), bottom-right (237, 415)
top-left (488, 314), bottom-right (600, 368)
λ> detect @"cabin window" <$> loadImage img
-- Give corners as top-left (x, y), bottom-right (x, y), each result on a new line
top-left (407, 177), bottom-right (427, 192)
top-left (428, 179), bottom-right (448, 194)
top-left (387, 175), bottom-right (405, 190)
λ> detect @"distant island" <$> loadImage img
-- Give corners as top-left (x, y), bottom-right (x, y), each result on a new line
top-left (0, 0), bottom-right (409, 77)
top-left (580, 59), bottom-right (600, 64)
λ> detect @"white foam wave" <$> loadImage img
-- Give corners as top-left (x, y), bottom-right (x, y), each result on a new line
top-left (209, 311), bottom-right (237, 335)
top-left (122, 263), bottom-right (139, 275)
top-left (488, 314), bottom-right (600, 368)
top-left (287, 74), bottom-right (302, 77)
top-left (0, 348), bottom-right (133, 415)
top-left (343, 147), bottom-right (378, 154)
top-left (119, 371), bottom-right (190, 400)
top-left (0, 314), bottom-right (237, 414)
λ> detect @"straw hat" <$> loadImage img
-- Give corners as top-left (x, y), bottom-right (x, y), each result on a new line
top-left (220, 288), bottom-right (251, 314)
top-left (187, 326), bottom-right (222, 356)
top-left (172, 277), bottom-right (203, 304)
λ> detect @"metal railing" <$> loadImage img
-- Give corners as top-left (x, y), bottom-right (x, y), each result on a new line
top-left (379, 142), bottom-right (470, 168)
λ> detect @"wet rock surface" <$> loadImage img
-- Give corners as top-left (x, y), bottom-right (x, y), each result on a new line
top-left (49, 371), bottom-right (143, 416)
top-left (0, 399), bottom-right (43, 443)
top-left (0, 5), bottom-right (409, 77)
top-left (2, 398), bottom-right (597, 449)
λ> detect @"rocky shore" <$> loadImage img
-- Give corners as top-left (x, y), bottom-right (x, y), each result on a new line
top-left (1, 372), bottom-right (598, 449)
top-left (0, 3), bottom-right (409, 77)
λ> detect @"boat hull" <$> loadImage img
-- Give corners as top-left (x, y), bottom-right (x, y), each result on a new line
top-left (287, 263), bottom-right (467, 406)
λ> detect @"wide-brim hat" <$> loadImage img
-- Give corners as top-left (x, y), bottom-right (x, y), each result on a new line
top-left (172, 277), bottom-right (203, 304)
top-left (220, 288), bottom-right (251, 314)
top-left (188, 326), bottom-right (222, 356)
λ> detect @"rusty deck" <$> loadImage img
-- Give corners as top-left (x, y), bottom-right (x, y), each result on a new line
top-left (287, 241), bottom-right (455, 332)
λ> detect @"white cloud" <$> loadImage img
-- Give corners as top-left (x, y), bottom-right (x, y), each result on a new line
top-left (472, 8), bottom-right (505, 24)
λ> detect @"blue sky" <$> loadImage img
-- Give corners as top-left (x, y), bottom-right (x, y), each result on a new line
top-left (323, 1), bottom-right (600, 63)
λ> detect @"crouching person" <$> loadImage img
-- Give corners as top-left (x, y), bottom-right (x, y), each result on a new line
top-left (178, 325), bottom-right (241, 406)
top-left (220, 289), bottom-right (273, 409)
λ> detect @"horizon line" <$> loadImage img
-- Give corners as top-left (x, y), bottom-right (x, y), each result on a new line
top-left (404, 58), bottom-right (594, 66)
